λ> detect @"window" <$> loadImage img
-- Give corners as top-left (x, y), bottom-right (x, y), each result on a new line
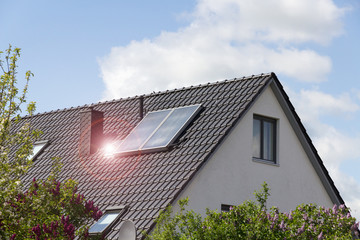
top-left (221, 204), bottom-right (233, 212)
top-left (29, 140), bottom-right (49, 160)
top-left (253, 115), bottom-right (276, 162)
top-left (115, 104), bottom-right (202, 155)
top-left (88, 205), bottom-right (127, 236)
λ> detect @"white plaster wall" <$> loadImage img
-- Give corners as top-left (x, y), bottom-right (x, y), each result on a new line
top-left (173, 85), bottom-right (333, 216)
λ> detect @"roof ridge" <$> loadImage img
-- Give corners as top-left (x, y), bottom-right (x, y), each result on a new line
top-left (145, 72), bottom-right (272, 97)
top-left (22, 72), bottom-right (272, 119)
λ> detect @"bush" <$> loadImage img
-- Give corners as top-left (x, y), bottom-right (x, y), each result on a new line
top-left (146, 183), bottom-right (360, 240)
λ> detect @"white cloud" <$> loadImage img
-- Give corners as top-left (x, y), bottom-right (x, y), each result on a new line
top-left (194, 0), bottom-right (346, 44)
top-left (356, 90), bottom-right (360, 101)
top-left (288, 87), bottom-right (360, 218)
top-left (290, 89), bottom-right (359, 120)
top-left (288, 88), bottom-right (360, 164)
top-left (99, 0), bottom-right (346, 100)
top-left (331, 169), bottom-right (360, 219)
top-left (313, 127), bottom-right (360, 167)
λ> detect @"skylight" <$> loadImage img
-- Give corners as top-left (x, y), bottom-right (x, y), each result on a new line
top-left (29, 140), bottom-right (49, 160)
top-left (116, 104), bottom-right (202, 155)
top-left (88, 205), bottom-right (127, 236)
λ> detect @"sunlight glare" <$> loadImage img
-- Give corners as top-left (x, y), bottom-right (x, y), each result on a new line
top-left (104, 143), bottom-right (116, 156)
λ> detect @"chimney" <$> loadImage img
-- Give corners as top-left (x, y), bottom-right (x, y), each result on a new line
top-left (139, 96), bottom-right (144, 119)
top-left (79, 107), bottom-right (104, 156)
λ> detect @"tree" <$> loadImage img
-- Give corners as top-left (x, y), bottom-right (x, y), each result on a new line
top-left (146, 183), bottom-right (360, 240)
top-left (0, 46), bottom-right (102, 239)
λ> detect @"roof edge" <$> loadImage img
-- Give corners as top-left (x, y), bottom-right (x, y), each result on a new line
top-left (269, 75), bottom-right (344, 205)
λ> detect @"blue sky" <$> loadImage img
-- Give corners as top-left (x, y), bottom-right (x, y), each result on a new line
top-left (0, 0), bottom-right (196, 111)
top-left (1, 0), bottom-right (360, 218)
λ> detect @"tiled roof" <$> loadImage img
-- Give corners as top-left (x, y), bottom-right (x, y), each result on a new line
top-left (17, 73), bottom-right (343, 239)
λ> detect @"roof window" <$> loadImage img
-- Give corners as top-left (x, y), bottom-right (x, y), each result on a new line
top-left (29, 140), bottom-right (49, 160)
top-left (115, 104), bottom-right (202, 155)
top-left (88, 205), bottom-right (128, 236)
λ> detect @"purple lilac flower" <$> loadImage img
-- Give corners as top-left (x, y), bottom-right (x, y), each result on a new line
top-left (279, 220), bottom-right (285, 230)
top-left (297, 223), bottom-right (305, 235)
top-left (97, 210), bottom-right (103, 219)
top-left (273, 214), bottom-right (279, 222)
top-left (43, 223), bottom-right (51, 234)
top-left (32, 224), bottom-right (42, 237)
top-left (51, 181), bottom-right (61, 196)
top-left (317, 231), bottom-right (323, 240)
top-left (351, 222), bottom-right (359, 232)
top-left (32, 178), bottom-right (38, 189)
top-left (85, 200), bottom-right (94, 213)
top-left (325, 209), bottom-right (330, 216)
top-left (332, 204), bottom-right (338, 215)
top-left (64, 223), bottom-right (75, 239)
top-left (270, 222), bottom-right (275, 230)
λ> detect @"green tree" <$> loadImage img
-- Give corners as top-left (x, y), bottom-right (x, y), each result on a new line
top-left (0, 46), bottom-right (102, 239)
top-left (146, 183), bottom-right (360, 240)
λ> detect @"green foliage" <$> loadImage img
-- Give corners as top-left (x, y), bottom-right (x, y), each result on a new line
top-left (0, 161), bottom-right (103, 239)
top-left (0, 46), bottom-right (102, 239)
top-left (146, 182), bottom-right (360, 240)
top-left (0, 45), bottom-right (39, 200)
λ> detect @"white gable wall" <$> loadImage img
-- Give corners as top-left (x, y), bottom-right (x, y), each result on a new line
top-left (173, 84), bottom-right (333, 216)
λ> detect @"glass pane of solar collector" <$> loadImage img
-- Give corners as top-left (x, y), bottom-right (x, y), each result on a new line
top-left (117, 104), bottom-right (201, 153)
top-left (142, 105), bottom-right (201, 149)
top-left (118, 109), bottom-right (171, 152)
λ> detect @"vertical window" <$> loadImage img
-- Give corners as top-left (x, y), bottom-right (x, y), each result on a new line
top-left (253, 115), bottom-right (276, 162)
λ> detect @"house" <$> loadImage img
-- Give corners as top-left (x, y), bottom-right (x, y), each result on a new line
top-left (20, 73), bottom-right (343, 239)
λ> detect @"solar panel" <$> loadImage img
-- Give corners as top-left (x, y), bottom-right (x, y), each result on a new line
top-left (116, 104), bottom-right (201, 154)
top-left (117, 109), bottom-right (171, 153)
top-left (142, 105), bottom-right (202, 150)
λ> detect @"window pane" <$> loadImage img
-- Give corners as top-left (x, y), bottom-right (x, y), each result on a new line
top-left (118, 110), bottom-right (171, 152)
top-left (88, 212), bottom-right (119, 233)
top-left (263, 120), bottom-right (274, 160)
top-left (142, 105), bottom-right (200, 149)
top-left (29, 142), bottom-right (48, 160)
top-left (253, 119), bottom-right (261, 158)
